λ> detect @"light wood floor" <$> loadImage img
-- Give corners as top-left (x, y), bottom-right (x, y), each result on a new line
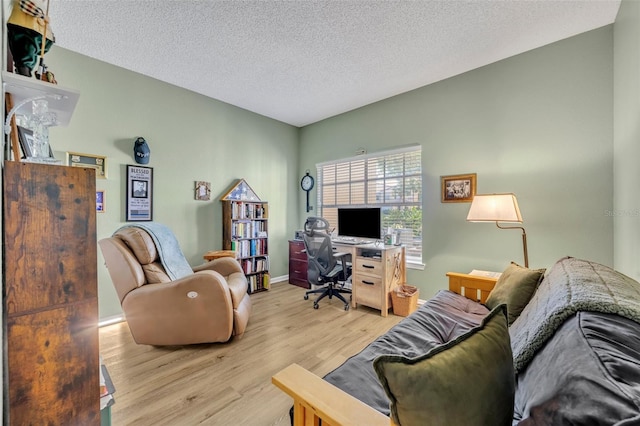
top-left (100, 282), bottom-right (403, 426)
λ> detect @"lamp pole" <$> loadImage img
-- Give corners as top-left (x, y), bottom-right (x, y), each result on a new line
top-left (496, 223), bottom-right (529, 268)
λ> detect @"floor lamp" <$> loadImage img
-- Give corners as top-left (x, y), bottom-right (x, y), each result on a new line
top-left (466, 193), bottom-right (529, 268)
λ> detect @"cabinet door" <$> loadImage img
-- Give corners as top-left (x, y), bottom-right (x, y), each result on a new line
top-left (4, 161), bottom-right (99, 424)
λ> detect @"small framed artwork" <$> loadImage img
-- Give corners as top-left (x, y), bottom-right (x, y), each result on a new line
top-left (17, 126), bottom-right (54, 158)
top-left (195, 181), bottom-right (211, 201)
top-left (441, 173), bottom-right (477, 203)
top-left (96, 190), bottom-right (105, 213)
top-left (126, 165), bottom-right (153, 221)
top-left (67, 151), bottom-right (108, 179)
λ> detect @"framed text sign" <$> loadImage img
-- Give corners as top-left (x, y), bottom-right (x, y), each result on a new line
top-left (126, 165), bottom-right (153, 221)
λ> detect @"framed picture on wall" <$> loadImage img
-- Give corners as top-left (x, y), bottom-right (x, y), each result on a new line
top-left (96, 190), bottom-right (105, 213)
top-left (195, 181), bottom-right (211, 201)
top-left (441, 173), bottom-right (477, 203)
top-left (66, 151), bottom-right (108, 179)
top-left (126, 165), bottom-right (153, 221)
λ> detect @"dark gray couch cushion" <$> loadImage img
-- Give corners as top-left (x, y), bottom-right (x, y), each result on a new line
top-left (514, 311), bottom-right (640, 425)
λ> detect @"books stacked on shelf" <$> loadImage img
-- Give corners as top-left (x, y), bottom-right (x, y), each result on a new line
top-left (231, 202), bottom-right (268, 219)
top-left (231, 220), bottom-right (267, 239)
top-left (240, 256), bottom-right (270, 275)
top-left (230, 239), bottom-right (268, 258)
top-left (248, 272), bottom-right (270, 293)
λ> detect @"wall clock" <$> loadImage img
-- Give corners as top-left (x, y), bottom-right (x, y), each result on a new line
top-left (300, 171), bottom-right (314, 212)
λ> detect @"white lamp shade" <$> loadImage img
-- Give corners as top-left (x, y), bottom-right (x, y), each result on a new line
top-left (467, 193), bottom-right (523, 223)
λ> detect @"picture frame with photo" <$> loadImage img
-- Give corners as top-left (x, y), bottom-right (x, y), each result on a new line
top-left (195, 181), bottom-right (211, 201)
top-left (96, 190), bottom-right (106, 213)
top-left (17, 126), bottom-right (54, 159)
top-left (66, 151), bottom-right (108, 179)
top-left (441, 173), bottom-right (477, 203)
top-left (126, 165), bottom-right (153, 221)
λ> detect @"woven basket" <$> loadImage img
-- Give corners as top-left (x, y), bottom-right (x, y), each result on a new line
top-left (391, 284), bottom-right (419, 317)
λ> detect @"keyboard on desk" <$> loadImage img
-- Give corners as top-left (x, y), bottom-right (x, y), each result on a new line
top-left (332, 237), bottom-right (373, 245)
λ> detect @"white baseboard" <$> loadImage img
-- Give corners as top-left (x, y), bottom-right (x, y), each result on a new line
top-left (98, 314), bottom-right (125, 327)
top-left (271, 274), bottom-right (289, 284)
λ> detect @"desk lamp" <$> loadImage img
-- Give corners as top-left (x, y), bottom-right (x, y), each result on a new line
top-left (466, 193), bottom-right (528, 267)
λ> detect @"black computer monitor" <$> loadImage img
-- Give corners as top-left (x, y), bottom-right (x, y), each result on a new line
top-left (337, 207), bottom-right (381, 240)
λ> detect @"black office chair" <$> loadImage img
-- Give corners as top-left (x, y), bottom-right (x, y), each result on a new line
top-left (302, 217), bottom-right (352, 310)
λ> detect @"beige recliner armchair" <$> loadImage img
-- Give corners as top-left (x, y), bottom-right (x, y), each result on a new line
top-left (99, 226), bottom-right (251, 345)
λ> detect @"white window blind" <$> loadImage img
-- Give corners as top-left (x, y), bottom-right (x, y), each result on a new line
top-left (317, 146), bottom-right (422, 263)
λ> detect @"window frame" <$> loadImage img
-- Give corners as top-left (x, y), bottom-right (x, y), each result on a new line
top-left (315, 145), bottom-right (423, 265)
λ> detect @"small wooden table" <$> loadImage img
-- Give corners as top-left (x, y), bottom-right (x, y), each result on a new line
top-left (203, 250), bottom-right (237, 261)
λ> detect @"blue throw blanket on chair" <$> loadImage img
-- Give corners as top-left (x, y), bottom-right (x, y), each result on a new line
top-left (116, 222), bottom-right (193, 280)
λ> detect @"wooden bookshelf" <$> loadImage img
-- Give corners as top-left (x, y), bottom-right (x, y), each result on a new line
top-left (220, 180), bottom-right (270, 294)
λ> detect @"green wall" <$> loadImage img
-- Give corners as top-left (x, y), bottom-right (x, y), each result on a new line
top-left (614, 0), bottom-right (640, 281)
top-left (300, 26), bottom-right (614, 299)
top-left (24, 23), bottom-right (617, 317)
top-left (43, 48), bottom-right (300, 319)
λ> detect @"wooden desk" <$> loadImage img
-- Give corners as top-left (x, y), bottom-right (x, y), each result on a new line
top-left (333, 242), bottom-right (406, 317)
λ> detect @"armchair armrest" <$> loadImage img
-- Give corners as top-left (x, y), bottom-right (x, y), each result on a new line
top-left (272, 363), bottom-right (393, 426)
top-left (193, 257), bottom-right (243, 276)
top-left (122, 271), bottom-right (234, 345)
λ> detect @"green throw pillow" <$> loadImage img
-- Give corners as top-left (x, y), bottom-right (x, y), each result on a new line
top-left (373, 305), bottom-right (514, 426)
top-left (485, 262), bottom-right (545, 326)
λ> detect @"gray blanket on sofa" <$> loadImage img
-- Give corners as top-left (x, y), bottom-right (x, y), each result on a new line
top-left (510, 256), bottom-right (640, 373)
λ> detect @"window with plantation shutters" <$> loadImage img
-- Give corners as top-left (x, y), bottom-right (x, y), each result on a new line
top-left (316, 146), bottom-right (422, 264)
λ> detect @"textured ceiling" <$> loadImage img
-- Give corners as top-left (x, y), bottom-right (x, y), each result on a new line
top-left (48, 1), bottom-right (620, 127)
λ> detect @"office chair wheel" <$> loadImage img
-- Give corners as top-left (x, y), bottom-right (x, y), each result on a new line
top-left (344, 304), bottom-right (349, 311)
top-left (304, 294), bottom-right (309, 300)
top-left (313, 303), bottom-right (319, 309)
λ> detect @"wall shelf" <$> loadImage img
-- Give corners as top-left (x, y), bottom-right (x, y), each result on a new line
top-left (2, 71), bottom-right (80, 126)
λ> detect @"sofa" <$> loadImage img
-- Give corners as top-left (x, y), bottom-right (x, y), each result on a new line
top-left (273, 256), bottom-right (640, 425)
top-left (99, 224), bottom-right (251, 345)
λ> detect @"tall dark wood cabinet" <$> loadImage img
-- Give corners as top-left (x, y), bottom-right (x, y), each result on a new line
top-left (3, 161), bottom-right (99, 424)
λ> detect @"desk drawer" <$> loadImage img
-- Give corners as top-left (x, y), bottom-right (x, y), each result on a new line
top-left (355, 257), bottom-right (382, 276)
top-left (289, 258), bottom-right (309, 288)
top-left (289, 241), bottom-right (307, 261)
top-left (355, 275), bottom-right (382, 308)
